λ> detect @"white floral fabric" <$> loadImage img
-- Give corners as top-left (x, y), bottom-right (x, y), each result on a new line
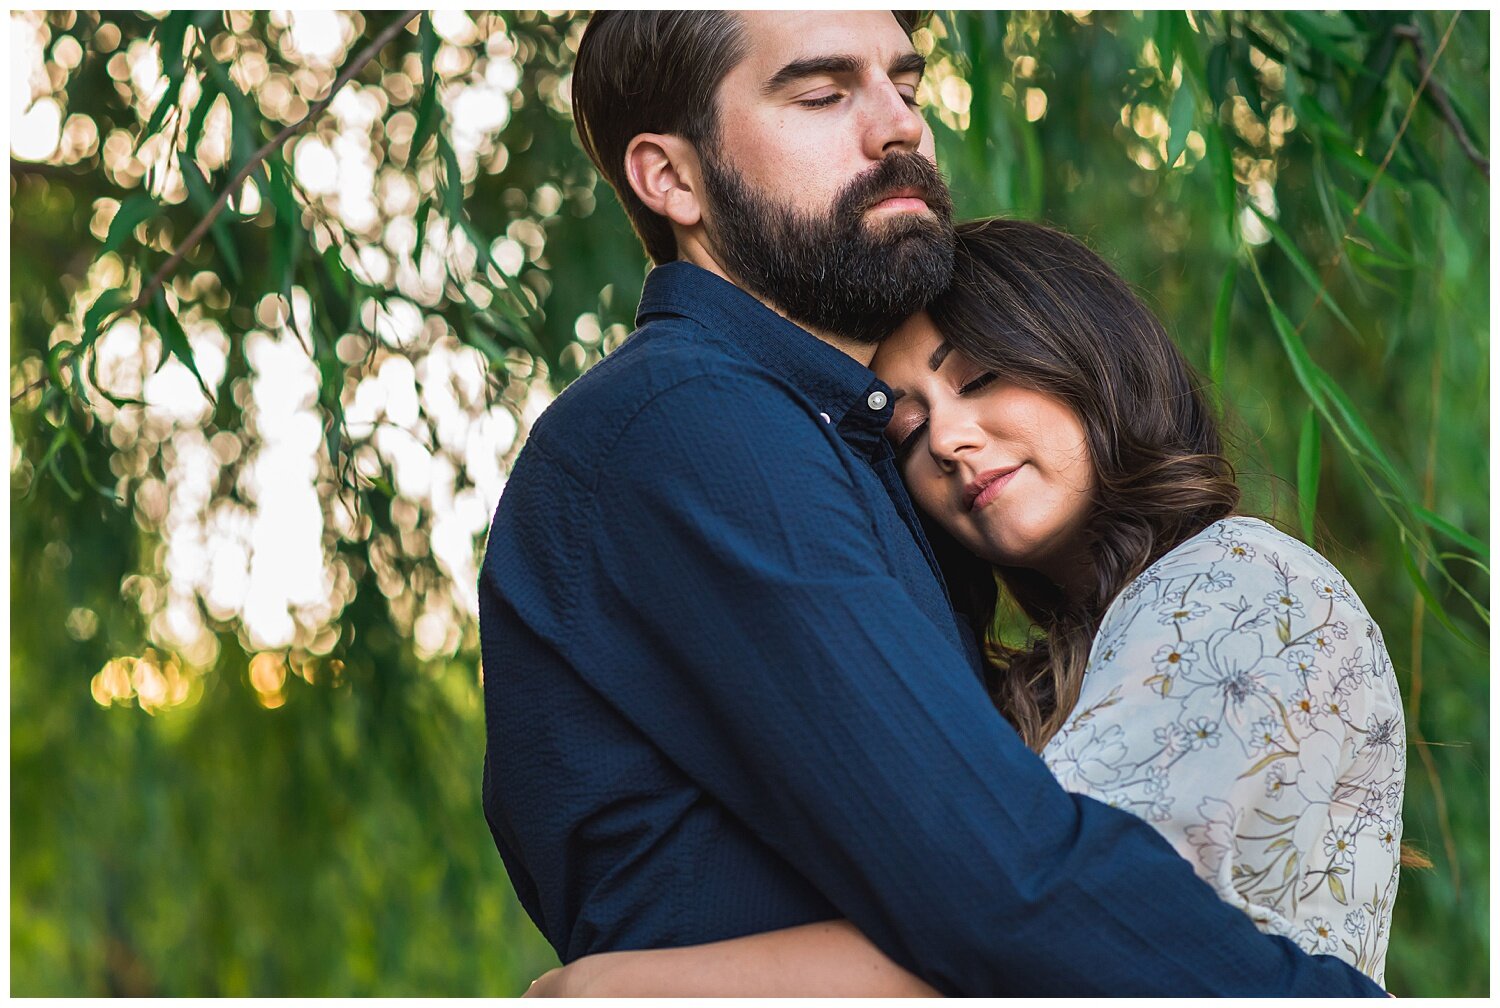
top-left (1040, 517), bottom-right (1404, 983)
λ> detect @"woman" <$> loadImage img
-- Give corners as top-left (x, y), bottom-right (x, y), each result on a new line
top-left (527, 219), bottom-right (1409, 995)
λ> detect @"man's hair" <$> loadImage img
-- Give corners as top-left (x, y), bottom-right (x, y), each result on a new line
top-left (572, 12), bottom-right (749, 265)
top-left (571, 11), bottom-right (924, 266)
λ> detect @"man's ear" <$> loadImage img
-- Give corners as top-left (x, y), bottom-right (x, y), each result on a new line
top-left (624, 133), bottom-right (704, 229)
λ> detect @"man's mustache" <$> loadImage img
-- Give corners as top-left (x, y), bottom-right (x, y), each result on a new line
top-left (838, 151), bottom-right (954, 220)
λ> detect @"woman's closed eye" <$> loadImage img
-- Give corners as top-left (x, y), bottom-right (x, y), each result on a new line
top-left (892, 373), bottom-right (997, 460)
top-left (893, 418), bottom-right (928, 461)
top-left (958, 371), bottom-right (999, 395)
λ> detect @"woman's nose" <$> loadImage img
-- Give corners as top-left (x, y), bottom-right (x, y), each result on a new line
top-left (927, 412), bottom-right (980, 471)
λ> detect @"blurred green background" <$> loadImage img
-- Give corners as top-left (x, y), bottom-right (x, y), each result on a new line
top-left (9, 10), bottom-right (1488, 996)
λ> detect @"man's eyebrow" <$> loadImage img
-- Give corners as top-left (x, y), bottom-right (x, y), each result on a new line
top-left (762, 54), bottom-right (864, 95)
top-left (763, 51), bottom-right (928, 97)
top-left (890, 51), bottom-right (927, 80)
top-left (928, 341), bottom-right (952, 371)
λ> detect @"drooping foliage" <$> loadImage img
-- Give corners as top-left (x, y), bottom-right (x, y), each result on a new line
top-left (10, 10), bottom-right (1488, 995)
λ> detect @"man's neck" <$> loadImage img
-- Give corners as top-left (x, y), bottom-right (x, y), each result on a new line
top-left (673, 244), bottom-right (878, 368)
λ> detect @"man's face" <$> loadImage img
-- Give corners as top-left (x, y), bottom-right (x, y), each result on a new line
top-left (697, 11), bottom-right (955, 345)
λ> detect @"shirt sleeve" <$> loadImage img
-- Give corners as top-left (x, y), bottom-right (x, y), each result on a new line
top-left (1041, 519), bottom-right (1403, 983)
top-left (567, 375), bottom-right (1384, 997)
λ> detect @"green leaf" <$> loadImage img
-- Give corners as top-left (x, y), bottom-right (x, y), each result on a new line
top-left (35, 424), bottom-right (73, 476)
top-left (155, 11), bottom-right (190, 76)
top-left (412, 198), bottom-right (431, 264)
top-left (201, 55), bottom-right (266, 189)
top-left (1250, 205), bottom-right (1359, 338)
top-left (1205, 41), bottom-right (1229, 114)
top-left (44, 342), bottom-right (72, 401)
top-left (150, 290), bottom-right (215, 403)
top-left (1204, 127), bottom-right (1237, 236)
top-left (1242, 22), bottom-right (1289, 65)
top-left (409, 13), bottom-right (442, 161)
top-left (1415, 506), bottom-right (1488, 559)
top-left (1209, 266), bottom-right (1235, 390)
top-left (462, 219), bottom-right (494, 273)
top-left (1232, 43), bottom-right (1265, 120)
top-left (1258, 285), bottom-right (1327, 413)
top-left (1152, 11), bottom-right (1177, 79)
top-left (1350, 27), bottom-right (1400, 146)
top-left (140, 73), bottom-right (184, 144)
top-left (1166, 84), bottom-right (1195, 168)
top-left (1297, 407), bottom-right (1321, 543)
top-left (178, 153), bottom-right (242, 281)
top-left (457, 320), bottom-right (509, 366)
top-left (1171, 13), bottom-right (1209, 99)
top-left (1320, 135), bottom-right (1384, 186)
top-left (1333, 191), bottom-right (1413, 265)
top-left (1314, 368), bottom-right (1415, 500)
top-left (138, 12), bottom-right (192, 143)
top-left (314, 245), bottom-right (354, 335)
top-left (1284, 12), bottom-right (1367, 76)
top-left (1399, 535), bottom-right (1482, 648)
top-left (1251, 266), bottom-right (1419, 516)
top-left (266, 159), bottom-right (303, 298)
top-left (101, 196), bottom-right (161, 256)
top-left (474, 301), bottom-right (544, 360)
top-left (81, 289), bottom-right (134, 349)
top-left (439, 136), bottom-right (465, 221)
top-left (1347, 243), bottom-right (1412, 275)
top-left (185, 67), bottom-right (223, 160)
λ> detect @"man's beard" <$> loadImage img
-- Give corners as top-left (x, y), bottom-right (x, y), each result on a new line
top-left (698, 148), bottom-right (956, 346)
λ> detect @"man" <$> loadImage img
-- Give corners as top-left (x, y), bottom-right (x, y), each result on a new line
top-left (479, 11), bottom-right (1383, 995)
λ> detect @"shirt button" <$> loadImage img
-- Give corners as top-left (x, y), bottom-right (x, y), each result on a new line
top-left (818, 412), bottom-right (831, 424)
top-left (867, 391), bottom-right (888, 411)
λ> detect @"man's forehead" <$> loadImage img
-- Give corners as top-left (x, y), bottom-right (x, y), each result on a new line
top-left (731, 10), bottom-right (914, 76)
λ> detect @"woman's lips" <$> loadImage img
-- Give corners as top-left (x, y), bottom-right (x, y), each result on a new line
top-left (964, 466), bottom-right (1021, 512)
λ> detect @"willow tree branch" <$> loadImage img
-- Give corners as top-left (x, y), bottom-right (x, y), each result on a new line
top-left (1394, 23), bottom-right (1488, 179)
top-left (1295, 11), bottom-right (1462, 336)
top-left (111, 9), bottom-right (422, 326)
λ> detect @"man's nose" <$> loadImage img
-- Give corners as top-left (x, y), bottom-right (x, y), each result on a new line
top-left (862, 80), bottom-right (926, 159)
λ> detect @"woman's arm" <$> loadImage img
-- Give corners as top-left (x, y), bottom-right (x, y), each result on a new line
top-left (524, 919), bottom-right (939, 997)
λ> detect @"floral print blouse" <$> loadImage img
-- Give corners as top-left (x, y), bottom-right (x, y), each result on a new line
top-left (1040, 517), bottom-right (1404, 984)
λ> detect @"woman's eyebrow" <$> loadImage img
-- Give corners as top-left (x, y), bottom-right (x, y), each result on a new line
top-left (884, 342), bottom-right (953, 401)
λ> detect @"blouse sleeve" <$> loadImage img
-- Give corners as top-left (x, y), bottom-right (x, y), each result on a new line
top-left (1041, 519), bottom-right (1405, 984)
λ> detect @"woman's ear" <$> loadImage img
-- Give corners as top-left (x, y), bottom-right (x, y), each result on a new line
top-left (624, 133), bottom-right (703, 229)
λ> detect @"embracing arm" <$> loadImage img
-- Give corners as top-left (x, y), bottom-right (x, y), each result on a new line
top-left (577, 375), bottom-right (1385, 996)
top-left (526, 921), bottom-right (938, 997)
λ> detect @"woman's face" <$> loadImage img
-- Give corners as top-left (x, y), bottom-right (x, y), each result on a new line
top-left (872, 311), bottom-right (1096, 584)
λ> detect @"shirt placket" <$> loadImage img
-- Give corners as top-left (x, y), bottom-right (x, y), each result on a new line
top-left (834, 382), bottom-right (947, 596)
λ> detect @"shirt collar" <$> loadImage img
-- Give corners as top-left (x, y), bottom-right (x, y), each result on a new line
top-left (636, 261), bottom-right (896, 457)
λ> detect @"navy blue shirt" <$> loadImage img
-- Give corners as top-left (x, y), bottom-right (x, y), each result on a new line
top-left (479, 261), bottom-right (1382, 996)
